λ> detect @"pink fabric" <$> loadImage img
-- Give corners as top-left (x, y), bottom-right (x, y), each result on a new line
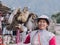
top-left (16, 29), bottom-right (20, 43)
top-left (24, 34), bottom-right (30, 44)
top-left (49, 36), bottom-right (56, 45)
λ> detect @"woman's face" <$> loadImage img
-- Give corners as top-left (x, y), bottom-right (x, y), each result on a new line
top-left (38, 19), bottom-right (48, 30)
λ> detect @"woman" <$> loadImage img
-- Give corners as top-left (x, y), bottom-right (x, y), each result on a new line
top-left (24, 15), bottom-right (56, 45)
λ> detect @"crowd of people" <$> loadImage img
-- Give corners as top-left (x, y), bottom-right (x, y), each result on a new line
top-left (0, 7), bottom-right (56, 45)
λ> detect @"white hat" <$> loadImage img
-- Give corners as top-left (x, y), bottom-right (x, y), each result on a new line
top-left (37, 15), bottom-right (50, 24)
top-left (38, 15), bottom-right (49, 19)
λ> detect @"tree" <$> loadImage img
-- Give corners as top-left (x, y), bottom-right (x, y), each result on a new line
top-left (51, 12), bottom-right (60, 23)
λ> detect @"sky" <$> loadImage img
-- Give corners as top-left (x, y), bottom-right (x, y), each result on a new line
top-left (0, 0), bottom-right (60, 17)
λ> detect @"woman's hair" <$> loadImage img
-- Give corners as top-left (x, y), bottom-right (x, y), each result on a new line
top-left (46, 27), bottom-right (48, 31)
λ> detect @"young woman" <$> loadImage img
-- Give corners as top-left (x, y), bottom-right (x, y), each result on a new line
top-left (24, 15), bottom-right (56, 45)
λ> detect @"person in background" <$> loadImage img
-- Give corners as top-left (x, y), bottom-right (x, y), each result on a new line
top-left (3, 25), bottom-right (13, 35)
top-left (24, 15), bottom-right (56, 45)
top-left (0, 11), bottom-right (4, 35)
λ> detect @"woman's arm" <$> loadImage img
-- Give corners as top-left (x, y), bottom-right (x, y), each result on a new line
top-left (24, 34), bottom-right (30, 44)
top-left (49, 36), bottom-right (56, 45)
